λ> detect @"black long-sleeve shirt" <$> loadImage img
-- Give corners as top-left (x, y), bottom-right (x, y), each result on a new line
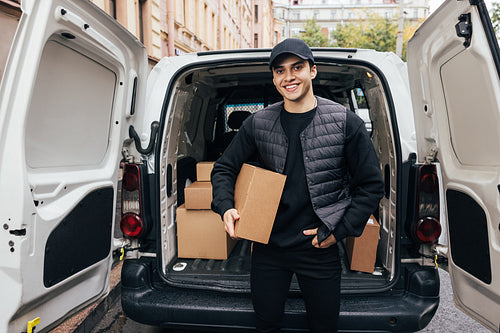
top-left (211, 105), bottom-right (384, 249)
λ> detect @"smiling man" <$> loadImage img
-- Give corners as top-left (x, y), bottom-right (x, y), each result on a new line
top-left (211, 38), bottom-right (385, 332)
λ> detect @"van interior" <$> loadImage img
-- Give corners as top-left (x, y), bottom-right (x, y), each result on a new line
top-left (156, 60), bottom-right (399, 293)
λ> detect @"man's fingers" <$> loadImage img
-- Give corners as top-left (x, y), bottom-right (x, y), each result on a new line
top-left (223, 209), bottom-right (240, 239)
top-left (303, 228), bottom-right (318, 236)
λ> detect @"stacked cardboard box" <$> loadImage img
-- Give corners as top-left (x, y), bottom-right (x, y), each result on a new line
top-left (177, 161), bottom-right (238, 260)
top-left (177, 162), bottom-right (287, 259)
top-left (345, 215), bottom-right (380, 273)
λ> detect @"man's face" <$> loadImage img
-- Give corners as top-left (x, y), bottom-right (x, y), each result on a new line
top-left (272, 54), bottom-right (317, 104)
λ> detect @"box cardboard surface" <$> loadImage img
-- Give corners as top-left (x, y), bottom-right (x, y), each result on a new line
top-left (197, 161), bottom-right (215, 182)
top-left (345, 215), bottom-right (380, 273)
top-left (184, 181), bottom-right (212, 209)
top-left (234, 164), bottom-right (286, 244)
top-left (176, 205), bottom-right (237, 259)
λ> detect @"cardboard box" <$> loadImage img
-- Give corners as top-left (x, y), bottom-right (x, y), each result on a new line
top-left (176, 205), bottom-right (237, 259)
top-left (234, 164), bottom-right (286, 244)
top-left (184, 181), bottom-right (212, 209)
top-left (196, 161), bottom-right (215, 182)
top-left (345, 215), bottom-right (380, 273)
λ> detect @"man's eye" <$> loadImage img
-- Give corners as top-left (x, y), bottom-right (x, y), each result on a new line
top-left (294, 65), bottom-right (302, 70)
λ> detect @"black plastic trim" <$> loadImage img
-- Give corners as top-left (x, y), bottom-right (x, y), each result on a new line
top-left (196, 47), bottom-right (358, 57)
top-left (44, 187), bottom-right (113, 287)
top-left (122, 258), bottom-right (438, 332)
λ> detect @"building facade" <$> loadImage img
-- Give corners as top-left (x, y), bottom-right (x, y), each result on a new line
top-left (0, 0), bottom-right (21, 81)
top-left (90, 0), bottom-right (276, 68)
top-left (273, 0), bottom-right (429, 41)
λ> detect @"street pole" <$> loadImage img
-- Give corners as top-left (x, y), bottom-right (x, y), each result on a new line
top-left (396, 0), bottom-right (405, 58)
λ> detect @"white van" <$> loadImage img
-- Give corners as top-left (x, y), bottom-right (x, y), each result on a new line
top-left (1, 0), bottom-right (499, 332)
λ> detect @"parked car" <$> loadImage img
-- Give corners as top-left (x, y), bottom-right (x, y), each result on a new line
top-left (1, 0), bottom-right (499, 332)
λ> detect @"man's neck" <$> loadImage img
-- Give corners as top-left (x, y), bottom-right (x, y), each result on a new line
top-left (283, 95), bottom-right (317, 113)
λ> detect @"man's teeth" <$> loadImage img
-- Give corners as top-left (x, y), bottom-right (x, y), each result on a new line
top-left (286, 85), bottom-right (297, 89)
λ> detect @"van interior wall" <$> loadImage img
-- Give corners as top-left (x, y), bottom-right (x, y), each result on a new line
top-left (163, 63), bottom-right (397, 283)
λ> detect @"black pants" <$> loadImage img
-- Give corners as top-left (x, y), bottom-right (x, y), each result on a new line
top-left (251, 243), bottom-right (341, 333)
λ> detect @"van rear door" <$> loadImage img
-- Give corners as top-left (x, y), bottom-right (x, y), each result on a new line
top-left (408, 0), bottom-right (500, 331)
top-left (0, 0), bottom-right (147, 331)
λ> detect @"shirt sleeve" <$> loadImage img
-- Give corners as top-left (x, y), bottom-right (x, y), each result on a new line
top-left (211, 115), bottom-right (258, 220)
top-left (332, 111), bottom-right (385, 242)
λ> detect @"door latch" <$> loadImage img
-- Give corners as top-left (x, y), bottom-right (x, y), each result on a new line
top-left (455, 13), bottom-right (472, 47)
top-left (26, 317), bottom-right (40, 333)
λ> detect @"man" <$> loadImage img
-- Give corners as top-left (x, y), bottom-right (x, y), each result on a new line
top-left (211, 38), bottom-right (384, 333)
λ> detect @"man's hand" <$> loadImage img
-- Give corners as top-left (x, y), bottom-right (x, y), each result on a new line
top-left (223, 208), bottom-right (241, 240)
top-left (303, 228), bottom-right (337, 248)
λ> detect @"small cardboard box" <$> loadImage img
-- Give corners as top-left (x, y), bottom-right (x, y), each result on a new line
top-left (345, 215), bottom-right (380, 273)
top-left (184, 181), bottom-right (212, 209)
top-left (176, 205), bottom-right (237, 259)
top-left (197, 161), bottom-right (215, 182)
top-left (234, 164), bottom-right (286, 244)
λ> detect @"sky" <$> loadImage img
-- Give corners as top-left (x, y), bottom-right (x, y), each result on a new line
top-left (429, 0), bottom-right (494, 14)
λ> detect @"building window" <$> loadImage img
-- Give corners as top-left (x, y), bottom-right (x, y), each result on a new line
top-left (254, 33), bottom-right (259, 48)
top-left (108, 0), bottom-right (116, 18)
top-left (293, 0), bottom-right (299, 5)
top-left (137, 0), bottom-right (152, 54)
top-left (330, 10), bottom-right (336, 20)
top-left (255, 5), bottom-right (259, 23)
top-left (138, 0), bottom-right (145, 44)
top-left (314, 10), bottom-right (319, 20)
top-left (413, 9), bottom-right (419, 18)
top-left (292, 12), bottom-right (300, 20)
top-left (274, 31), bottom-right (278, 44)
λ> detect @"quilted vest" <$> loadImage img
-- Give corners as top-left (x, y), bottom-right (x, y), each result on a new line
top-left (252, 96), bottom-right (351, 232)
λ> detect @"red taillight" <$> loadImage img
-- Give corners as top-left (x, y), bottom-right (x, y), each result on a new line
top-left (123, 172), bottom-right (139, 192)
top-left (414, 217), bottom-right (441, 244)
top-left (120, 213), bottom-right (145, 237)
top-left (414, 164), bottom-right (441, 244)
top-left (121, 164), bottom-right (145, 238)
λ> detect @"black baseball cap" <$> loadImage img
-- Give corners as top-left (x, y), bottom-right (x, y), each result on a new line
top-left (269, 38), bottom-right (315, 70)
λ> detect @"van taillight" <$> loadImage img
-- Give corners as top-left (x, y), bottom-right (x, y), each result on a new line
top-left (120, 213), bottom-right (145, 238)
top-left (120, 164), bottom-right (145, 238)
top-left (413, 164), bottom-right (441, 244)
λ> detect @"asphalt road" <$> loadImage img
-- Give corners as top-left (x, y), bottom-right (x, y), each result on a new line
top-left (91, 269), bottom-right (489, 333)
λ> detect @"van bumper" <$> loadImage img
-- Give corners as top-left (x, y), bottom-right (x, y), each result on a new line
top-left (121, 258), bottom-right (439, 332)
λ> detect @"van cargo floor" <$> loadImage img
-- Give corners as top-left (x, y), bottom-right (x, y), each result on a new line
top-left (165, 240), bottom-right (389, 293)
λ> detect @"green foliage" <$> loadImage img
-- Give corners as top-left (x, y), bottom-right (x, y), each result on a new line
top-left (295, 18), bottom-right (329, 47)
top-left (491, 2), bottom-right (500, 35)
top-left (330, 12), bottom-right (398, 53)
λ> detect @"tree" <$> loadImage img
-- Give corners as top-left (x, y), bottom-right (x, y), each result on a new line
top-left (295, 18), bottom-right (329, 47)
top-left (330, 13), bottom-right (397, 52)
top-left (330, 12), bottom-right (419, 61)
top-left (491, 2), bottom-right (500, 36)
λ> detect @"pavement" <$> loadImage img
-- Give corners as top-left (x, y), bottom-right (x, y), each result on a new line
top-left (49, 261), bottom-right (123, 333)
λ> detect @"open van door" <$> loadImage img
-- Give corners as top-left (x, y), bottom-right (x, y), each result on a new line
top-left (0, 0), bottom-right (147, 331)
top-left (408, 0), bottom-right (500, 331)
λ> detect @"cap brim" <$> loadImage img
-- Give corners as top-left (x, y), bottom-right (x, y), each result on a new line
top-left (269, 52), bottom-right (311, 69)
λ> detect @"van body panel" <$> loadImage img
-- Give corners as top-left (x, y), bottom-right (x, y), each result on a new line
top-left (408, 0), bottom-right (500, 330)
top-left (0, 0), bottom-right (147, 331)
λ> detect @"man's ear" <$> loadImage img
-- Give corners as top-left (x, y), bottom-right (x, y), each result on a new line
top-left (310, 65), bottom-right (317, 79)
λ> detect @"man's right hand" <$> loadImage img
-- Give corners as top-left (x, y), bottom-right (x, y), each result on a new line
top-left (223, 208), bottom-right (241, 239)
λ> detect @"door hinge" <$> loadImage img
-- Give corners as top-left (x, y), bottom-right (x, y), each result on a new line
top-left (455, 13), bottom-right (472, 47)
top-left (425, 145), bottom-right (438, 164)
top-left (121, 147), bottom-right (135, 163)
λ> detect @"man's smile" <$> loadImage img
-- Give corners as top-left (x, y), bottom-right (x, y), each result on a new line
top-left (284, 84), bottom-right (299, 92)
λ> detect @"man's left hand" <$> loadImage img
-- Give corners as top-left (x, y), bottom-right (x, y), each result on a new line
top-left (303, 228), bottom-right (337, 248)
